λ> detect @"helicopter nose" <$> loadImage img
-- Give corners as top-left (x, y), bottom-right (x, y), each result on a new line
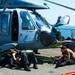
top-left (40, 31), bottom-right (56, 46)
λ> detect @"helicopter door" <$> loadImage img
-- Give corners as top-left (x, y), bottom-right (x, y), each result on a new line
top-left (18, 11), bottom-right (38, 43)
top-left (12, 10), bottom-right (18, 41)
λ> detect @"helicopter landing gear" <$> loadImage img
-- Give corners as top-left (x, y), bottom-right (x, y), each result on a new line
top-left (33, 49), bottom-right (40, 54)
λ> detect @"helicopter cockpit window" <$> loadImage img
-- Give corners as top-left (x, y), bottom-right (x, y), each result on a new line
top-left (0, 14), bottom-right (9, 33)
top-left (30, 12), bottom-right (50, 29)
top-left (20, 11), bottom-right (35, 30)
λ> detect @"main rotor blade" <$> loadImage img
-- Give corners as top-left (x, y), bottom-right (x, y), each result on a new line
top-left (0, 0), bottom-right (48, 9)
top-left (44, 0), bottom-right (75, 11)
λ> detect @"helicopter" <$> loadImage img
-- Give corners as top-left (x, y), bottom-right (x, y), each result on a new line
top-left (44, 0), bottom-right (75, 51)
top-left (0, 0), bottom-right (70, 53)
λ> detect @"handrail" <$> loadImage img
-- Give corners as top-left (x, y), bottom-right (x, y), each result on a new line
top-left (58, 28), bottom-right (75, 38)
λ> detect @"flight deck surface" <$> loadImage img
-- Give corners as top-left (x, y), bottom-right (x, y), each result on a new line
top-left (0, 48), bottom-right (75, 75)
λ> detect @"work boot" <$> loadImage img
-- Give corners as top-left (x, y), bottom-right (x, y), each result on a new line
top-left (28, 63), bottom-right (31, 67)
top-left (24, 65), bottom-right (31, 71)
top-left (33, 64), bottom-right (38, 69)
top-left (7, 64), bottom-right (16, 69)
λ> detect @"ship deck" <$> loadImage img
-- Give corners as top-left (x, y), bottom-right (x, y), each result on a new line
top-left (0, 47), bottom-right (75, 75)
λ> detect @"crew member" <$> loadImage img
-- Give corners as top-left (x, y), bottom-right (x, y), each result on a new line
top-left (55, 46), bottom-right (75, 68)
top-left (11, 49), bottom-right (38, 71)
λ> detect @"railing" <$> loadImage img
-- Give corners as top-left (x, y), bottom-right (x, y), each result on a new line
top-left (58, 28), bottom-right (75, 39)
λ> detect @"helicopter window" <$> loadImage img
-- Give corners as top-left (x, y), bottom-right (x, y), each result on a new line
top-left (0, 14), bottom-right (9, 32)
top-left (30, 12), bottom-right (50, 28)
top-left (20, 11), bottom-right (35, 30)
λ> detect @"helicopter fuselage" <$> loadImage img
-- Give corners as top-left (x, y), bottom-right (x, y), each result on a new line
top-left (0, 8), bottom-right (57, 50)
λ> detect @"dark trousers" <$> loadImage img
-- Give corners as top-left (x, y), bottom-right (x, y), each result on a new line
top-left (0, 53), bottom-right (13, 66)
top-left (56, 59), bottom-right (75, 67)
top-left (20, 52), bottom-right (37, 68)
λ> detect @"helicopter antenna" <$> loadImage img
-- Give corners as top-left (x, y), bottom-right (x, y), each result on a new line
top-left (2, 2), bottom-right (11, 13)
top-left (44, 3), bottom-right (50, 9)
top-left (44, 0), bottom-right (75, 11)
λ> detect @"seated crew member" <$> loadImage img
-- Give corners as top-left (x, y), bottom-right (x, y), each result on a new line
top-left (11, 49), bottom-right (38, 71)
top-left (66, 36), bottom-right (72, 40)
top-left (0, 49), bottom-right (16, 68)
top-left (55, 46), bottom-right (75, 68)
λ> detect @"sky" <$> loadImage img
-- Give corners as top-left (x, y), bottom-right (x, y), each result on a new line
top-left (31, 0), bottom-right (75, 26)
